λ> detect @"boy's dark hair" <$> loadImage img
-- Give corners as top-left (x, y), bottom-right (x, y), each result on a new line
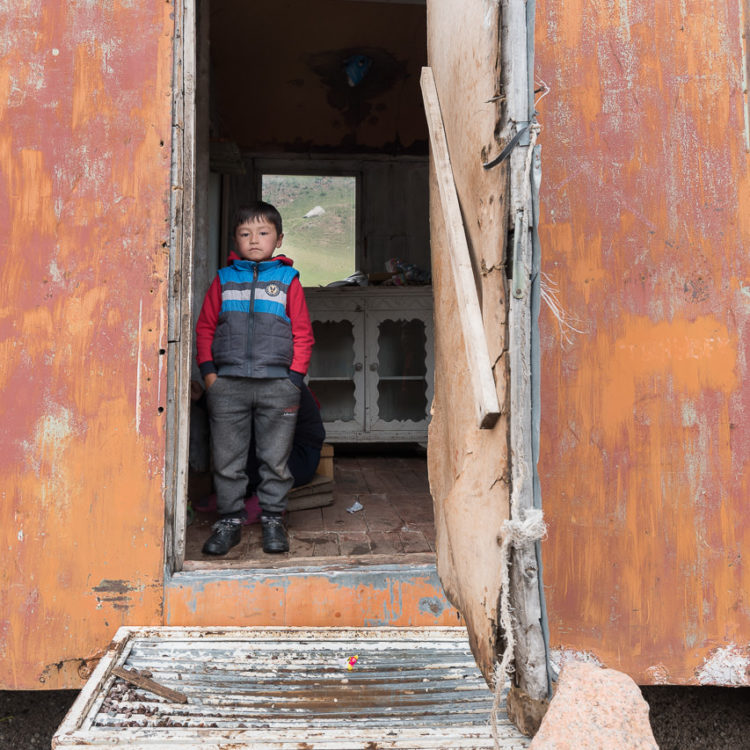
top-left (232, 201), bottom-right (283, 235)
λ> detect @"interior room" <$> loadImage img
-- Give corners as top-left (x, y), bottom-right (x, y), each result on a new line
top-left (184, 0), bottom-right (435, 566)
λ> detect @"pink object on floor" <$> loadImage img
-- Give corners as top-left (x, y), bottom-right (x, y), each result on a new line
top-left (194, 493), bottom-right (261, 525)
top-left (243, 494), bottom-right (261, 525)
top-left (194, 493), bottom-right (217, 512)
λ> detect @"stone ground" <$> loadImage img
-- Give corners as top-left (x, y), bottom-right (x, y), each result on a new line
top-left (1, 686), bottom-right (750, 748)
top-left (641, 686), bottom-right (750, 749)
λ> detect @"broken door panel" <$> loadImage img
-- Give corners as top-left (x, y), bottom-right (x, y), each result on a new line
top-left (425, 0), bottom-right (510, 683)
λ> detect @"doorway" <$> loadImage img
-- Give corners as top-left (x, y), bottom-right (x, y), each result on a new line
top-left (175, 0), bottom-right (434, 570)
top-left (184, 448), bottom-right (436, 568)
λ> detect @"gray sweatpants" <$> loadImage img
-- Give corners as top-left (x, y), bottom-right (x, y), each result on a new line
top-left (206, 376), bottom-right (300, 516)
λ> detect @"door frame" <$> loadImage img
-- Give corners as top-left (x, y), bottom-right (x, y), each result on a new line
top-left (164, 0), bottom-right (197, 574)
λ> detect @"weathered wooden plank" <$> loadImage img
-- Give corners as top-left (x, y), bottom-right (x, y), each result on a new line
top-left (53, 627), bottom-right (530, 749)
top-left (181, 552), bottom-right (440, 572)
top-left (361, 493), bottom-right (404, 532)
top-left (111, 667), bottom-right (188, 705)
top-left (400, 530), bottom-right (432, 554)
top-left (337, 532), bottom-right (373, 556)
top-left (369, 531), bottom-right (405, 555)
top-left (311, 532), bottom-right (341, 557)
top-left (390, 493), bottom-right (435, 526)
top-left (164, 0), bottom-right (197, 574)
top-left (502, 0), bottom-right (550, 722)
top-left (321, 492), bottom-right (369, 531)
top-left (420, 66), bottom-right (501, 430)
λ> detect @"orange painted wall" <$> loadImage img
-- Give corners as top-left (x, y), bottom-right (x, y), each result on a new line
top-left (535, 0), bottom-right (750, 682)
top-left (0, 2), bottom-right (174, 688)
top-left (165, 568), bottom-right (461, 628)
top-left (9, 0), bottom-right (747, 692)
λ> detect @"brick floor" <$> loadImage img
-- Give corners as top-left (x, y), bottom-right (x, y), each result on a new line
top-left (185, 455), bottom-right (435, 564)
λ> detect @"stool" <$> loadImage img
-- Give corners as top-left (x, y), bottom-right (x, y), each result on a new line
top-left (287, 443), bottom-right (334, 512)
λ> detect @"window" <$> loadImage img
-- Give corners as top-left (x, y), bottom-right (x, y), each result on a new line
top-left (261, 173), bottom-right (358, 287)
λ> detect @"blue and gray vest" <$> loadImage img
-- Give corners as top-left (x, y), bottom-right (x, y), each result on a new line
top-left (211, 258), bottom-right (299, 378)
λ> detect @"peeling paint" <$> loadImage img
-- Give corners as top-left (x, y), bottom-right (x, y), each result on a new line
top-left (92, 579), bottom-right (137, 594)
top-left (697, 644), bottom-right (750, 686)
top-left (538, 0), bottom-right (750, 684)
top-left (549, 649), bottom-right (604, 674)
top-left (644, 663), bottom-right (671, 685)
top-left (0, 0), bottom-right (173, 689)
top-left (419, 596), bottom-right (447, 616)
top-left (38, 652), bottom-right (104, 685)
top-left (165, 565), bottom-right (460, 629)
top-left (135, 298), bottom-right (143, 433)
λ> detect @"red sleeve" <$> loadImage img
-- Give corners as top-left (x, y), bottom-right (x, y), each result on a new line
top-left (195, 276), bottom-right (221, 376)
top-left (287, 277), bottom-right (314, 374)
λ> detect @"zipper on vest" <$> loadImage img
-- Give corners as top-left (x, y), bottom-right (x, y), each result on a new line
top-left (248, 264), bottom-right (258, 375)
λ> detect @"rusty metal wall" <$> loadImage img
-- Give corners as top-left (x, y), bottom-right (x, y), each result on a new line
top-left (0, 1), bottom-right (175, 689)
top-left (535, 0), bottom-right (750, 682)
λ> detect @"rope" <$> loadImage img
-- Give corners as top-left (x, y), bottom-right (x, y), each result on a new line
top-left (490, 508), bottom-right (547, 745)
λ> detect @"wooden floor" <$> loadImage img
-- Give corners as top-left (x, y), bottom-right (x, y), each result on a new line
top-left (185, 454), bottom-right (436, 566)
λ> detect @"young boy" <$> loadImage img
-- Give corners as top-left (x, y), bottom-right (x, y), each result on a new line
top-left (195, 201), bottom-right (314, 555)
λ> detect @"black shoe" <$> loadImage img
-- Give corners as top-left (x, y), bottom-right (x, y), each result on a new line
top-left (202, 518), bottom-right (242, 555)
top-left (261, 514), bottom-right (289, 554)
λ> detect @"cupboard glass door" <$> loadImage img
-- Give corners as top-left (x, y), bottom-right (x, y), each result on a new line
top-left (308, 310), bottom-right (365, 438)
top-left (365, 310), bottom-right (433, 433)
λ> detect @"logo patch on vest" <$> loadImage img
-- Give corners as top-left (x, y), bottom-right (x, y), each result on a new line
top-left (265, 283), bottom-right (281, 297)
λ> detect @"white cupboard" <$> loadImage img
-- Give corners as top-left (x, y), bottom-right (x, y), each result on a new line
top-left (305, 287), bottom-right (434, 442)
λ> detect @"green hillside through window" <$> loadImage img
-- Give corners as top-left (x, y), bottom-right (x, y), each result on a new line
top-left (262, 174), bottom-right (357, 287)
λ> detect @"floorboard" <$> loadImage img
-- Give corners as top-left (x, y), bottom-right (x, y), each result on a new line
top-left (185, 455), bottom-right (435, 565)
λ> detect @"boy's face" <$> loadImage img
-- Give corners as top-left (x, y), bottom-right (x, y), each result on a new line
top-left (234, 219), bottom-right (283, 262)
